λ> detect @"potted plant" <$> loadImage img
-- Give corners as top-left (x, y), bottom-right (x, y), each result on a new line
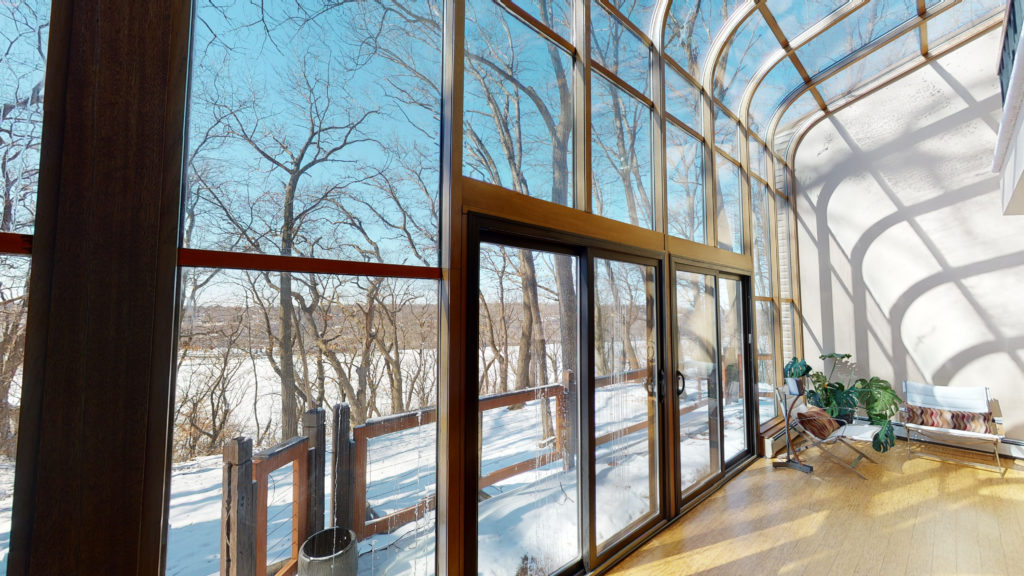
top-left (853, 375), bottom-right (901, 452)
top-left (783, 357), bottom-right (811, 395)
top-left (805, 352), bottom-right (902, 452)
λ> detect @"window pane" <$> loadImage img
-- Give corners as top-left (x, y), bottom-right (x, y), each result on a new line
top-left (0, 2), bottom-right (49, 234)
top-left (666, 126), bottom-right (705, 243)
top-left (513, 0), bottom-right (573, 41)
top-left (169, 269), bottom-right (439, 575)
top-left (795, 0), bottom-right (918, 77)
top-left (766, 0), bottom-right (847, 41)
top-left (665, 0), bottom-right (745, 77)
top-left (186, 0), bottom-right (441, 266)
top-left (665, 66), bottom-right (701, 130)
top-left (928, 0), bottom-right (1004, 47)
top-left (781, 301), bottom-right (796, 361)
top-left (816, 33), bottom-right (919, 103)
top-left (748, 58), bottom-right (801, 138)
top-left (715, 158), bottom-right (743, 254)
top-left (0, 256), bottom-right (29, 574)
top-left (675, 270), bottom-right (719, 494)
top-left (718, 278), bottom-right (746, 462)
top-left (713, 105), bottom-right (739, 160)
top-left (777, 195), bottom-right (793, 299)
top-left (594, 258), bottom-right (659, 552)
top-left (591, 74), bottom-right (653, 229)
top-left (713, 14), bottom-right (777, 111)
top-left (604, 0), bottom-right (661, 38)
top-left (756, 301), bottom-right (778, 423)
top-left (477, 244), bottom-right (581, 574)
top-left (591, 3), bottom-right (650, 95)
top-left (465, 0), bottom-right (575, 206)
top-left (752, 183), bottom-right (773, 298)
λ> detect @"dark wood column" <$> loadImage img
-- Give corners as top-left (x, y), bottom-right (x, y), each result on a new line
top-left (9, 0), bottom-right (192, 573)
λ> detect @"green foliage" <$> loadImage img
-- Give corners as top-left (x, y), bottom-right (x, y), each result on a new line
top-left (805, 353), bottom-right (902, 452)
top-left (806, 372), bottom-right (858, 420)
top-left (783, 357), bottom-right (811, 379)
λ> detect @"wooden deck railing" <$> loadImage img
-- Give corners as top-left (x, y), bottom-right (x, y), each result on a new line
top-left (221, 408), bottom-right (326, 576)
top-left (350, 366), bottom-right (656, 539)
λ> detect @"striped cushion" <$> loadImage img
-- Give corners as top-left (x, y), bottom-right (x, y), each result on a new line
top-left (904, 404), bottom-right (994, 434)
top-left (797, 406), bottom-right (840, 439)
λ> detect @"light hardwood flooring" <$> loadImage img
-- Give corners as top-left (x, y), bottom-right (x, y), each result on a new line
top-left (608, 443), bottom-right (1024, 576)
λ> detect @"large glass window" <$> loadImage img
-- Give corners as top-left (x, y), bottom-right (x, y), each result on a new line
top-left (464, 0), bottom-right (575, 206)
top-left (591, 74), bottom-right (653, 229)
top-left (172, 1), bottom-right (442, 573)
top-left (0, 1), bottom-right (46, 571)
top-left (591, 2), bottom-right (650, 95)
top-left (593, 257), bottom-right (659, 552)
top-left (477, 243), bottom-right (580, 574)
top-left (666, 126), bottom-right (705, 244)
top-left (715, 158), bottom-right (744, 254)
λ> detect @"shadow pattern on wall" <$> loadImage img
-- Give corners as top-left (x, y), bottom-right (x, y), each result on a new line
top-left (794, 31), bottom-right (1024, 440)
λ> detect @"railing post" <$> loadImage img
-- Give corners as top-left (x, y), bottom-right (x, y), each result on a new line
top-left (304, 407), bottom-right (326, 537)
top-left (332, 404), bottom-right (353, 532)
top-left (560, 370), bottom-right (576, 471)
top-left (221, 437), bottom-right (255, 576)
top-left (352, 423), bottom-right (369, 539)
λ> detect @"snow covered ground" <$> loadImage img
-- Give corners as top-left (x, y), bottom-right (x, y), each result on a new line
top-left (0, 386), bottom-right (751, 575)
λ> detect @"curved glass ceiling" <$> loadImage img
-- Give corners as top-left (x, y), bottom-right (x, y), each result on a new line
top-left (657, 0), bottom-right (1005, 159)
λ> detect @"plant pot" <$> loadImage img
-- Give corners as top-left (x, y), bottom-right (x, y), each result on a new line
top-left (784, 377), bottom-right (804, 396)
top-left (299, 527), bottom-right (357, 576)
top-left (835, 410), bottom-right (855, 425)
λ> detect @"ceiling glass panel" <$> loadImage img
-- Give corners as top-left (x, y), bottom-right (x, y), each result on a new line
top-left (795, 0), bottom-right (918, 77)
top-left (664, 0), bottom-right (745, 77)
top-left (816, 31), bottom-right (919, 102)
top-left (592, 2), bottom-right (650, 93)
top-left (714, 13), bottom-right (778, 111)
top-left (927, 0), bottom-right (1005, 47)
top-left (666, 65), bottom-right (702, 130)
top-left (773, 90), bottom-right (819, 155)
top-left (766, 0), bottom-right (849, 42)
top-left (514, 0), bottom-right (573, 40)
top-left (603, 0), bottom-right (661, 38)
top-left (747, 58), bottom-right (802, 137)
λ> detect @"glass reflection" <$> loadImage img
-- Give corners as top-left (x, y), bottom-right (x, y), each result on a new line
top-left (756, 301), bottom-right (778, 423)
top-left (666, 66), bottom-right (701, 130)
top-left (714, 13), bottom-right (777, 111)
top-left (766, 0), bottom-right (848, 41)
top-left (591, 74), bottom-right (653, 229)
top-left (718, 277), bottom-right (746, 462)
top-left (796, 0), bottom-right (918, 77)
top-left (816, 32), bottom-right (918, 102)
top-left (675, 270), bottom-right (720, 493)
top-left (465, 0), bottom-right (575, 207)
top-left (666, 126), bottom-right (706, 244)
top-left (665, 0), bottom-right (745, 77)
top-left (715, 158), bottom-right (743, 254)
top-left (927, 0), bottom-right (1004, 47)
top-left (591, 2), bottom-right (650, 95)
top-left (594, 258), bottom-right (659, 552)
top-left (477, 243), bottom-right (580, 575)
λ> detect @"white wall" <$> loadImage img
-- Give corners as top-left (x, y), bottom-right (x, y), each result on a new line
top-left (794, 29), bottom-right (1024, 441)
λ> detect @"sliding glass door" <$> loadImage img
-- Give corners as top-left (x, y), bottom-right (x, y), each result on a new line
top-left (592, 256), bottom-right (660, 554)
top-left (675, 270), bottom-right (720, 494)
top-left (675, 266), bottom-right (752, 498)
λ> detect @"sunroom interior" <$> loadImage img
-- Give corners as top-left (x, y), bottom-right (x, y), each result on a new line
top-left (2, 0), bottom-right (1023, 574)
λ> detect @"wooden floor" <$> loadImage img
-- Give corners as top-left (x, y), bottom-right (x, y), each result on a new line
top-left (608, 444), bottom-right (1024, 576)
